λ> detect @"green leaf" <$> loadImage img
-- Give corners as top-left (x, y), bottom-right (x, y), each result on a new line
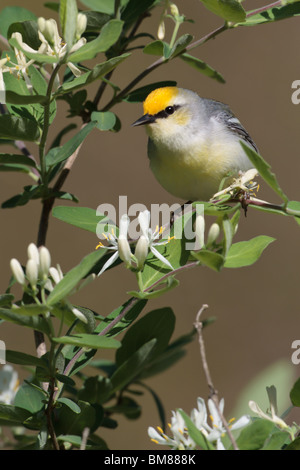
top-left (5, 350), bottom-right (49, 370)
top-left (1, 185), bottom-right (42, 209)
top-left (7, 19), bottom-right (40, 50)
top-left (0, 153), bottom-right (37, 168)
top-left (110, 339), bottom-right (157, 393)
top-left (0, 293), bottom-right (14, 307)
top-left (5, 91), bottom-right (47, 105)
top-left (285, 436), bottom-right (300, 450)
top-left (192, 249), bottom-right (225, 271)
top-left (83, 11), bottom-right (111, 32)
top-left (242, 2), bottom-right (300, 26)
top-left (52, 333), bottom-right (121, 349)
top-left (116, 307), bottom-right (175, 366)
top-left (286, 200), bottom-right (300, 217)
top-left (224, 235), bottom-right (275, 268)
top-left (57, 397), bottom-right (81, 413)
top-left (47, 249), bottom-right (106, 306)
top-left (60, 0), bottom-right (78, 49)
top-left (143, 40), bottom-right (165, 56)
top-left (178, 409), bottom-right (214, 449)
top-left (79, 0), bottom-right (128, 15)
top-left (0, 308), bottom-right (52, 336)
top-left (124, 81), bottom-right (177, 103)
top-left (179, 53), bottom-right (225, 83)
top-left (168, 34), bottom-right (193, 59)
top-left (95, 298), bottom-right (147, 337)
top-left (290, 378), bottom-right (300, 407)
top-left (45, 121), bottom-right (96, 167)
top-left (14, 384), bottom-right (45, 414)
top-left (68, 19), bottom-right (123, 62)
top-left (199, 0), bottom-right (246, 22)
top-left (10, 304), bottom-right (49, 316)
top-left (56, 53), bottom-right (130, 94)
top-left (0, 115), bottom-right (40, 141)
top-left (0, 403), bottom-right (31, 426)
top-left (0, 6), bottom-right (36, 38)
top-left (91, 111), bottom-right (116, 131)
top-left (52, 205), bottom-right (116, 234)
top-left (263, 430), bottom-right (291, 450)
top-left (121, 0), bottom-right (157, 28)
top-left (54, 400), bottom-right (96, 436)
top-left (236, 419), bottom-right (275, 450)
top-left (240, 142), bottom-right (288, 203)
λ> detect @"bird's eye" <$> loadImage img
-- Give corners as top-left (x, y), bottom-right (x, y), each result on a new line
top-left (165, 106), bottom-right (175, 115)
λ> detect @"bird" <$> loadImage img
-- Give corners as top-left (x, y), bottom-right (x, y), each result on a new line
top-left (132, 86), bottom-right (258, 202)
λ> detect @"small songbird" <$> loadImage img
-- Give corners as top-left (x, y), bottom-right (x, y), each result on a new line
top-left (132, 86), bottom-right (258, 201)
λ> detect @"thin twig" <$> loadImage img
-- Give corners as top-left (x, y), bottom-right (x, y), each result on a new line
top-left (80, 427), bottom-right (90, 450)
top-left (194, 305), bottom-right (239, 450)
top-left (45, 377), bottom-right (60, 450)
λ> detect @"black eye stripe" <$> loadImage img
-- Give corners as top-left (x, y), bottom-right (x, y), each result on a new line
top-left (154, 104), bottom-right (181, 120)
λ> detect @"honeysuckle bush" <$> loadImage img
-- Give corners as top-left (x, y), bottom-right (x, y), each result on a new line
top-left (0, 0), bottom-right (300, 450)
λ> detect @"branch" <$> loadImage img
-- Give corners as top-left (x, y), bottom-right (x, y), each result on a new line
top-left (194, 305), bottom-right (239, 450)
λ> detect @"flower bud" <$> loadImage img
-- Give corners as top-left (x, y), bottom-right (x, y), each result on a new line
top-left (206, 223), bottom-right (220, 246)
top-left (157, 19), bottom-right (165, 40)
top-left (170, 3), bottom-right (179, 17)
top-left (27, 243), bottom-right (39, 265)
top-left (135, 235), bottom-right (149, 270)
top-left (49, 266), bottom-right (62, 284)
top-left (10, 258), bottom-right (25, 285)
top-left (76, 13), bottom-right (87, 39)
top-left (72, 307), bottom-right (88, 324)
top-left (39, 246), bottom-right (51, 280)
top-left (194, 214), bottom-right (205, 250)
top-left (118, 236), bottom-right (132, 267)
top-left (37, 17), bottom-right (46, 35)
top-left (26, 259), bottom-right (38, 287)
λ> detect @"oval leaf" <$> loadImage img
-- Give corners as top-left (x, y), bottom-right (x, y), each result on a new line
top-left (224, 235), bottom-right (275, 268)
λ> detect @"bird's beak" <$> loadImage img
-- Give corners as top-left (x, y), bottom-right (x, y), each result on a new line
top-left (131, 113), bottom-right (156, 127)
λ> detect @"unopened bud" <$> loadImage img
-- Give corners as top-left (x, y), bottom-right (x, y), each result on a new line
top-left (26, 259), bottom-right (38, 287)
top-left (72, 307), bottom-right (88, 324)
top-left (76, 13), bottom-right (87, 39)
top-left (49, 266), bottom-right (62, 284)
top-left (207, 223), bottom-right (220, 246)
top-left (157, 20), bottom-right (165, 40)
top-left (27, 243), bottom-right (40, 265)
top-left (10, 258), bottom-right (25, 285)
top-left (118, 236), bottom-right (132, 267)
top-left (170, 3), bottom-right (179, 17)
top-left (39, 246), bottom-right (51, 280)
top-left (194, 214), bottom-right (205, 250)
top-left (135, 235), bottom-right (149, 270)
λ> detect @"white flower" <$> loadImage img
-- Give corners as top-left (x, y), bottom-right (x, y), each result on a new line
top-left (204, 398), bottom-right (250, 449)
top-left (249, 385), bottom-right (289, 430)
top-left (0, 365), bottom-right (19, 404)
top-left (0, 56), bottom-right (11, 101)
top-left (137, 210), bottom-right (174, 270)
top-left (212, 168), bottom-right (259, 199)
top-left (148, 396), bottom-right (250, 450)
top-left (96, 214), bottom-right (132, 276)
top-left (13, 17), bottom-right (86, 80)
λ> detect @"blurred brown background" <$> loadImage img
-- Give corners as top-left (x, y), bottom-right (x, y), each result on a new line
top-left (0, 0), bottom-right (300, 450)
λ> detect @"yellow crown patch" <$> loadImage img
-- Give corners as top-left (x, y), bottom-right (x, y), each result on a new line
top-left (143, 87), bottom-right (178, 116)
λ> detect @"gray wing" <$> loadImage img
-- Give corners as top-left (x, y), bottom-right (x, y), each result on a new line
top-left (203, 98), bottom-right (259, 153)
